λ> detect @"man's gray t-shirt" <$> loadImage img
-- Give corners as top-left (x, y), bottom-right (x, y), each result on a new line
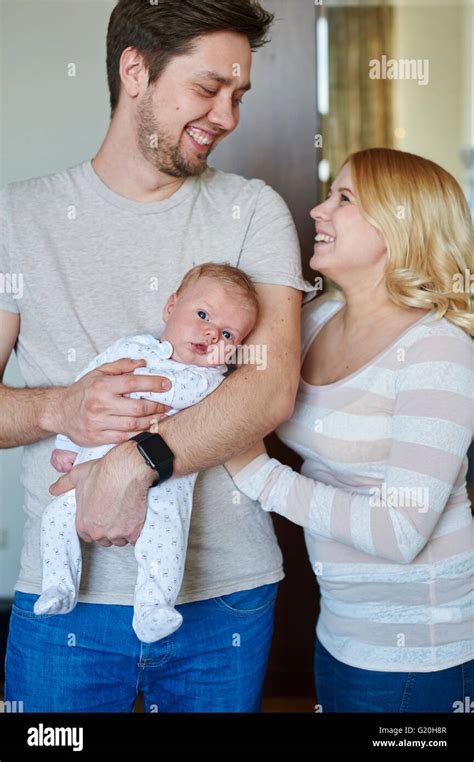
top-left (0, 160), bottom-right (316, 605)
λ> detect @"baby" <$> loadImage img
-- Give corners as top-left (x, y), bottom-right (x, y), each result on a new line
top-left (34, 263), bottom-right (259, 643)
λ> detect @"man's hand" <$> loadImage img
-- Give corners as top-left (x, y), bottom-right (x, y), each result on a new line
top-left (42, 358), bottom-right (172, 448)
top-left (49, 440), bottom-right (155, 546)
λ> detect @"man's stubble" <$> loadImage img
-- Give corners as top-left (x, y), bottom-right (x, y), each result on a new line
top-left (137, 90), bottom-right (213, 179)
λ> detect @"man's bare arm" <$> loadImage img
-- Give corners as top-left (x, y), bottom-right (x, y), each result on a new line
top-left (156, 284), bottom-right (302, 477)
top-left (0, 309), bottom-right (172, 449)
top-left (0, 310), bottom-right (55, 447)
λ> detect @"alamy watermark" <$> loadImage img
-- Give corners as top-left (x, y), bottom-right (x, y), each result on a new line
top-left (453, 269), bottom-right (473, 294)
top-left (0, 272), bottom-right (24, 299)
top-left (208, 342), bottom-right (268, 370)
top-left (369, 55), bottom-right (429, 86)
top-left (27, 723), bottom-right (83, 752)
top-left (369, 485), bottom-right (429, 513)
top-left (452, 696), bottom-right (474, 713)
top-left (0, 700), bottom-right (24, 713)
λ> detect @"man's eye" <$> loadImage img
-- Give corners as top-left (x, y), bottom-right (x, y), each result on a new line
top-left (198, 310), bottom-right (208, 321)
top-left (222, 330), bottom-right (233, 340)
top-left (199, 86), bottom-right (217, 97)
top-left (234, 97), bottom-right (243, 106)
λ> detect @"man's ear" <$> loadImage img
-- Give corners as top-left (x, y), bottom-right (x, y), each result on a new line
top-left (119, 47), bottom-right (150, 103)
top-left (162, 293), bottom-right (178, 323)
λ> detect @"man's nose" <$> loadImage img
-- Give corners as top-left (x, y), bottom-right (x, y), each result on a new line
top-left (208, 97), bottom-right (238, 133)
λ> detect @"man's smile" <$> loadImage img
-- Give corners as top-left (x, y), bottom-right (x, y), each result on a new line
top-left (185, 125), bottom-right (217, 151)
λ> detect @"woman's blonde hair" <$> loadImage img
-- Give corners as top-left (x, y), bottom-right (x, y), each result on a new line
top-left (333, 148), bottom-right (473, 336)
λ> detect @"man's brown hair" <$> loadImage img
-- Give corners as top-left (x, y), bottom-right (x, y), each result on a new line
top-left (106, 0), bottom-right (274, 115)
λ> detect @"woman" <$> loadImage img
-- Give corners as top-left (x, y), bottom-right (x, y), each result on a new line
top-left (225, 148), bottom-right (474, 713)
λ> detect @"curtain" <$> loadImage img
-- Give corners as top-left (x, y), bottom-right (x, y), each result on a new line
top-left (321, 5), bottom-right (395, 182)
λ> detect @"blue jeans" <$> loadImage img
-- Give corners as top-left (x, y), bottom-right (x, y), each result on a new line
top-left (315, 637), bottom-right (474, 713)
top-left (4, 584), bottom-right (278, 712)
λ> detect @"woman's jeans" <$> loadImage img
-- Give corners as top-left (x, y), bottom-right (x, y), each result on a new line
top-left (315, 637), bottom-right (474, 713)
top-left (5, 583), bottom-right (278, 712)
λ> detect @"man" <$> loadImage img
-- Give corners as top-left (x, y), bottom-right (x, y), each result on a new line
top-left (1, 0), bottom-right (315, 712)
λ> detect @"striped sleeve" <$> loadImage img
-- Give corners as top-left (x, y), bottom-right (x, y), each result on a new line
top-left (233, 331), bottom-right (473, 564)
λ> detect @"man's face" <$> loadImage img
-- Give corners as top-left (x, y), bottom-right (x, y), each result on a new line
top-left (136, 30), bottom-right (252, 178)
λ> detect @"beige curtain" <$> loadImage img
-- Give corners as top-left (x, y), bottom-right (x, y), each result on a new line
top-left (321, 5), bottom-right (395, 182)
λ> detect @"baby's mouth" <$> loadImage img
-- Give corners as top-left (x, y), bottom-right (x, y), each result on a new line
top-left (191, 342), bottom-right (208, 355)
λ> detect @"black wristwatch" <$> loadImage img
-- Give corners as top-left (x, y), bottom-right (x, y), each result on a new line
top-left (130, 432), bottom-right (174, 487)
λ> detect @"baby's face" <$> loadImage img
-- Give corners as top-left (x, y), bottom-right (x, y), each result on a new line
top-left (161, 276), bottom-right (257, 367)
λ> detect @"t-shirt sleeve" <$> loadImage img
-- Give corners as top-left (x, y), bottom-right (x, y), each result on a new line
top-left (237, 184), bottom-right (317, 303)
top-left (0, 188), bottom-right (20, 315)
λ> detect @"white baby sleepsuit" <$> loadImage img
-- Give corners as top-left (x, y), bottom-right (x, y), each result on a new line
top-left (34, 334), bottom-right (226, 642)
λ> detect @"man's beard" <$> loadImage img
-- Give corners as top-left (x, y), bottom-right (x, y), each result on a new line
top-left (137, 94), bottom-right (211, 178)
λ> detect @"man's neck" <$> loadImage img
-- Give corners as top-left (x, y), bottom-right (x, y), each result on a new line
top-left (92, 120), bottom-right (187, 203)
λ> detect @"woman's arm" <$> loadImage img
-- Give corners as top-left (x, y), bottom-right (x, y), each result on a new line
top-left (225, 440), bottom-right (267, 477)
top-left (231, 333), bottom-right (473, 564)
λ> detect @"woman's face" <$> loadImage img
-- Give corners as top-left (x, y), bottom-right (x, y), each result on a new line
top-left (309, 163), bottom-right (387, 285)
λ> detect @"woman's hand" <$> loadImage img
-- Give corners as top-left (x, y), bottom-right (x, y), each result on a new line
top-left (225, 440), bottom-right (267, 478)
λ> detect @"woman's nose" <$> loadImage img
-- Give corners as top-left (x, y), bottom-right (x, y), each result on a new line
top-left (310, 200), bottom-right (330, 222)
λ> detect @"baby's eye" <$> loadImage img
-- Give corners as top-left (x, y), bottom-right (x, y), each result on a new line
top-left (197, 310), bottom-right (209, 321)
top-left (222, 330), bottom-right (233, 341)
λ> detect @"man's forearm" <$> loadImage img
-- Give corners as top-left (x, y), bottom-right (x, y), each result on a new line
top-left (0, 383), bottom-right (63, 448)
top-left (157, 363), bottom-right (297, 478)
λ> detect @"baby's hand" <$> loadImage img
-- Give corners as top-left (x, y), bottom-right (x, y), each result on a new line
top-left (51, 448), bottom-right (77, 473)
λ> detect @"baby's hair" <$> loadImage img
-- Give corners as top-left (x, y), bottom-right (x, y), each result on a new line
top-left (176, 262), bottom-right (259, 316)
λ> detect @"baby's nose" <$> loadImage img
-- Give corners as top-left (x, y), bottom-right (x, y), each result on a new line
top-left (205, 326), bottom-right (220, 343)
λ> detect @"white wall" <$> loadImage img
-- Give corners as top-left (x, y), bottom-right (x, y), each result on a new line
top-left (462, 2), bottom-right (473, 146)
top-left (393, 3), bottom-right (468, 185)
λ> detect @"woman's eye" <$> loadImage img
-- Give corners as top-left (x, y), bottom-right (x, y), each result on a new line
top-left (198, 310), bottom-right (208, 321)
top-left (341, 194), bottom-right (350, 203)
top-left (222, 330), bottom-right (233, 341)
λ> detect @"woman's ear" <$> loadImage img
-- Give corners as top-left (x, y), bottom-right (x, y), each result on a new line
top-left (162, 293), bottom-right (178, 323)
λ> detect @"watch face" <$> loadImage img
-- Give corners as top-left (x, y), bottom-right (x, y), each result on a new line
top-left (143, 451), bottom-right (155, 469)
top-left (137, 434), bottom-right (174, 482)
top-left (137, 445), bottom-right (158, 471)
